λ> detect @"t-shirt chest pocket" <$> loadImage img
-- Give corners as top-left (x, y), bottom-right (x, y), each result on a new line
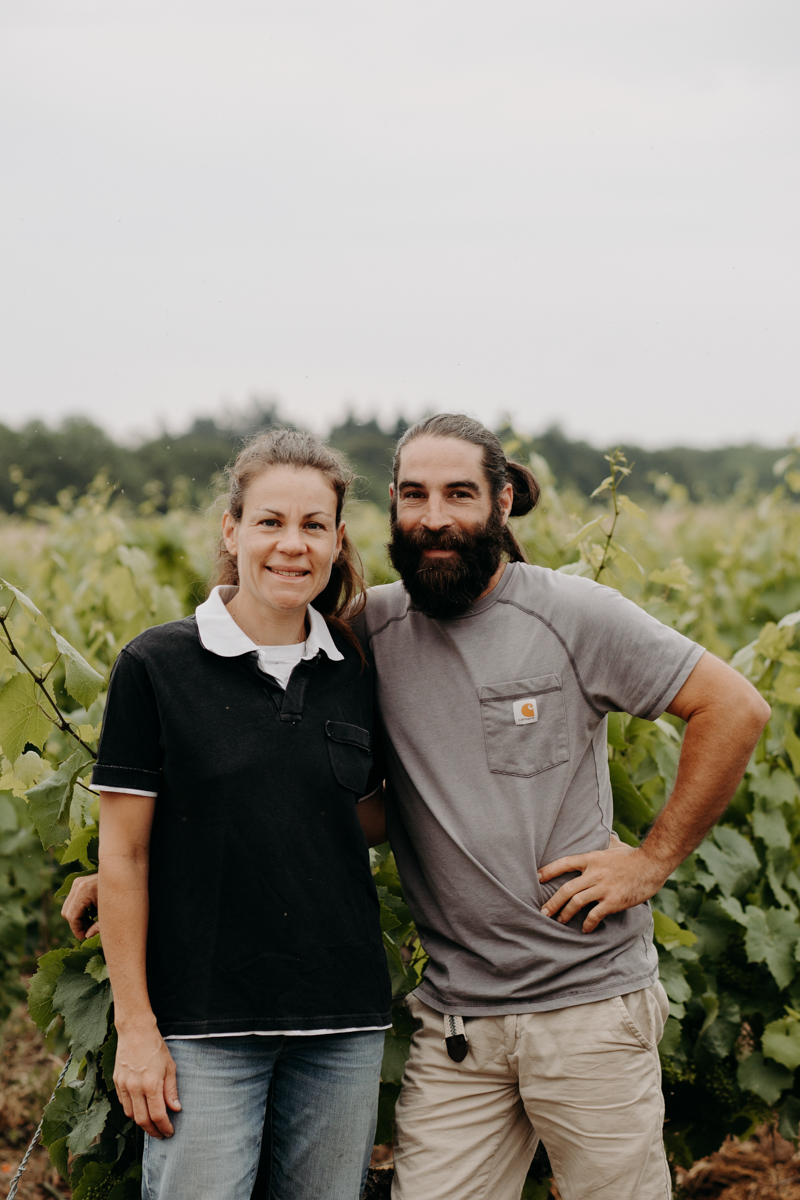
top-left (477, 674), bottom-right (569, 777)
top-left (325, 720), bottom-right (373, 794)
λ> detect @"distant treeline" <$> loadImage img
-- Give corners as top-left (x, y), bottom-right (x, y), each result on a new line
top-left (0, 403), bottom-right (790, 513)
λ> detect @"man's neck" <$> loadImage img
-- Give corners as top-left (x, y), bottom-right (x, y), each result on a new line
top-left (475, 561), bottom-right (507, 604)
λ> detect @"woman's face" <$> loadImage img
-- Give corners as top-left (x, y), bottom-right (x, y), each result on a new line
top-left (222, 466), bottom-right (345, 618)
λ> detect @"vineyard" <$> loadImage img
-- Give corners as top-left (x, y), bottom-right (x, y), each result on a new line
top-left (0, 440), bottom-right (800, 1198)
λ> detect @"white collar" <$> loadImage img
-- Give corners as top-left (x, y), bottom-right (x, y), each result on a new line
top-left (195, 585), bottom-right (344, 663)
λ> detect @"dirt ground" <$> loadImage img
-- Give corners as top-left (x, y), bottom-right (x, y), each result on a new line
top-left (3, 1006), bottom-right (800, 1199)
top-left (367, 1129), bottom-right (800, 1200)
top-left (674, 1126), bottom-right (800, 1199)
top-left (0, 1008), bottom-right (69, 1200)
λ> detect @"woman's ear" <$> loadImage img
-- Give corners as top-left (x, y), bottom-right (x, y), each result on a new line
top-left (334, 522), bottom-right (345, 561)
top-left (221, 510), bottom-right (238, 556)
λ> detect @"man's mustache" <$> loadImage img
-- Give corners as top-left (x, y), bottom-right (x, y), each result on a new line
top-left (400, 528), bottom-right (473, 554)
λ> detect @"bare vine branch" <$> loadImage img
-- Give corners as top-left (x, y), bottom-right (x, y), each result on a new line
top-left (0, 612), bottom-right (98, 760)
top-left (592, 449), bottom-right (632, 582)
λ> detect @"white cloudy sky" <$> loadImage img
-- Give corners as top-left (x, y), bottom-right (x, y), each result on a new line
top-left (1, 0), bottom-right (798, 446)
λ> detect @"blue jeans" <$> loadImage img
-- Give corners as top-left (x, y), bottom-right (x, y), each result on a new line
top-left (141, 1031), bottom-right (385, 1200)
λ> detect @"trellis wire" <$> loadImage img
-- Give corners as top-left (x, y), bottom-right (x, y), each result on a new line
top-left (6, 1054), bottom-right (72, 1200)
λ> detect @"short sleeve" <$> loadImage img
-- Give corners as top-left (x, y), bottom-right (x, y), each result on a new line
top-left (92, 648), bottom-right (163, 795)
top-left (563, 580), bottom-right (706, 720)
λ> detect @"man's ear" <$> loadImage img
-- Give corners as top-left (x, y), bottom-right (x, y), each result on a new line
top-left (389, 483), bottom-right (395, 503)
top-left (497, 482), bottom-right (513, 527)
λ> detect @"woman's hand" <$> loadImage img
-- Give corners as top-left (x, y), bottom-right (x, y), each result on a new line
top-left (114, 1024), bottom-right (182, 1139)
top-left (61, 874), bottom-right (99, 939)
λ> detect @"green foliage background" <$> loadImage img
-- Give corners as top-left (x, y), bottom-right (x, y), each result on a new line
top-left (0, 437), bottom-right (799, 1191)
top-left (1, 404), bottom-right (795, 513)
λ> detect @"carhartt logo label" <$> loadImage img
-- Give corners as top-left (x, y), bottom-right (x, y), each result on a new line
top-left (513, 698), bottom-right (538, 725)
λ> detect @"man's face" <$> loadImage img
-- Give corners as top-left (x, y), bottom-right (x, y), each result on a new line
top-left (388, 436), bottom-right (512, 619)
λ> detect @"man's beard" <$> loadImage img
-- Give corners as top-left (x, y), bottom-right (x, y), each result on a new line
top-left (388, 505), bottom-right (506, 620)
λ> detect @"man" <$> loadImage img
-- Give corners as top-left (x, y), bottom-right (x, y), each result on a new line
top-left (64, 413), bottom-right (769, 1200)
top-left (351, 414), bottom-right (768, 1200)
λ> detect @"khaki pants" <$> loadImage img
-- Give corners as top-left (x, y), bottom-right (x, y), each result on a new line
top-left (392, 984), bottom-right (670, 1200)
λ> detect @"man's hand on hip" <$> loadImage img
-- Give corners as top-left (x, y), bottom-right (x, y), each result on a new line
top-left (539, 653), bottom-right (770, 934)
top-left (537, 839), bottom-right (668, 934)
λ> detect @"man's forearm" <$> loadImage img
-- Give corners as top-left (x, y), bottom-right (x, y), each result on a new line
top-left (635, 681), bottom-right (770, 890)
top-left (644, 659), bottom-right (772, 878)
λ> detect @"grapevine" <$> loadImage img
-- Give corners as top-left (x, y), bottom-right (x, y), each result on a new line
top-left (0, 447), bottom-right (797, 1187)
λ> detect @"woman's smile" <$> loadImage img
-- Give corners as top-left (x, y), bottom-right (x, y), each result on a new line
top-left (221, 464), bottom-right (345, 643)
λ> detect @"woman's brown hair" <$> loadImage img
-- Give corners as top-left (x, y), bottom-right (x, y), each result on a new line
top-left (214, 428), bottom-right (366, 656)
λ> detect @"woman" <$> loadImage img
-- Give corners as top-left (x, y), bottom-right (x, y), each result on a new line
top-left (70, 430), bottom-right (392, 1200)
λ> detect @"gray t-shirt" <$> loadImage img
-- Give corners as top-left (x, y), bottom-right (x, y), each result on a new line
top-left (356, 561), bottom-right (705, 1015)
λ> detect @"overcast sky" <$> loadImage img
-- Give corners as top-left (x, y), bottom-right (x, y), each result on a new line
top-left (2, 0), bottom-right (798, 447)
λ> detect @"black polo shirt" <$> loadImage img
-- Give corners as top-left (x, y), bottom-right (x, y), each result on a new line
top-left (93, 616), bottom-right (391, 1037)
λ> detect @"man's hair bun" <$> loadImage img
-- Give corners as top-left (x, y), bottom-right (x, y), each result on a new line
top-left (507, 460), bottom-right (540, 517)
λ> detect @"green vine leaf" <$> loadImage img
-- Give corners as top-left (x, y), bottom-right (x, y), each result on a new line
top-left (609, 761), bottom-right (653, 828)
top-left (742, 905), bottom-right (799, 989)
top-left (784, 725), bottom-right (800, 775)
top-left (752, 804), bottom-right (792, 850)
top-left (27, 946), bottom-right (72, 1031)
top-left (737, 1052), bottom-right (793, 1104)
top-left (52, 944), bottom-right (113, 1060)
top-left (41, 1087), bottom-right (89, 1156)
top-left (779, 1097), bottom-right (800, 1142)
top-left (51, 630), bottom-right (105, 708)
top-left (0, 578), bottom-right (104, 711)
top-left (656, 953), bottom-right (691, 1005)
top-left (48, 1135), bottom-right (70, 1183)
top-left (86, 954), bottom-right (109, 984)
top-left (67, 1094), bottom-right (112, 1156)
top-left (694, 826), bottom-right (760, 898)
top-left (616, 494), bottom-right (646, 521)
top-left (61, 821), bottom-right (99, 870)
top-left (762, 1016), bottom-right (800, 1070)
top-left (0, 674), bottom-right (53, 762)
top-left (652, 910), bottom-right (698, 951)
top-left (0, 580), bottom-right (51, 632)
top-left (649, 559), bottom-right (693, 593)
top-left (381, 1029), bottom-right (412, 1084)
top-left (26, 747), bottom-right (93, 849)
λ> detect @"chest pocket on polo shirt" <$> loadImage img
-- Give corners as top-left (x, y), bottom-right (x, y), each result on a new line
top-left (478, 675), bottom-right (569, 777)
top-left (325, 721), bottom-right (373, 793)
